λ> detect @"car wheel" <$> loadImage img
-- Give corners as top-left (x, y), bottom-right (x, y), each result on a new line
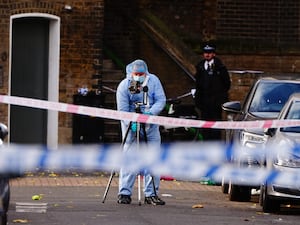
top-left (0, 178), bottom-right (9, 225)
top-left (260, 183), bottom-right (280, 213)
top-left (228, 182), bottom-right (251, 202)
top-left (0, 179), bottom-right (9, 213)
top-left (3, 184), bottom-right (9, 213)
top-left (221, 177), bottom-right (229, 194)
top-left (259, 184), bottom-right (264, 206)
top-left (0, 212), bottom-right (7, 225)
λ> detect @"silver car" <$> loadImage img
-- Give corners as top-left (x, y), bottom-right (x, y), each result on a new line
top-left (260, 93), bottom-right (300, 213)
top-left (0, 123), bottom-right (9, 225)
top-left (222, 78), bottom-right (300, 202)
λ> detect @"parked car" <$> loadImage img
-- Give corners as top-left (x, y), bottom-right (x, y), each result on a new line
top-left (222, 77), bottom-right (300, 202)
top-left (260, 93), bottom-right (300, 213)
top-left (0, 123), bottom-right (9, 225)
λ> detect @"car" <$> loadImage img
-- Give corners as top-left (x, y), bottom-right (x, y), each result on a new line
top-left (0, 123), bottom-right (9, 225)
top-left (260, 93), bottom-right (300, 213)
top-left (222, 77), bottom-right (300, 202)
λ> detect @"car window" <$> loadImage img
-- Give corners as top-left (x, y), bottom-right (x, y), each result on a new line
top-left (285, 101), bottom-right (300, 119)
top-left (281, 101), bottom-right (300, 133)
top-left (249, 83), bottom-right (300, 113)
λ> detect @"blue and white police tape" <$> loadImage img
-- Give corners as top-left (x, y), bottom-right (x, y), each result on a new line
top-left (1, 142), bottom-right (300, 187)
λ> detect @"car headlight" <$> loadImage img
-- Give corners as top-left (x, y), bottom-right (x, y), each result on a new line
top-left (240, 131), bottom-right (267, 147)
top-left (275, 152), bottom-right (300, 168)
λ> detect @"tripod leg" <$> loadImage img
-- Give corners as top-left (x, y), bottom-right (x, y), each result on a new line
top-left (102, 171), bottom-right (115, 203)
top-left (136, 122), bottom-right (142, 206)
top-left (102, 121), bottom-right (132, 203)
top-left (141, 123), bottom-right (158, 197)
top-left (122, 121), bottom-right (132, 146)
top-left (138, 174), bottom-right (141, 206)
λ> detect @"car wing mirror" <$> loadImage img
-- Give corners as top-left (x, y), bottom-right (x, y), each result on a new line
top-left (0, 123), bottom-right (8, 140)
top-left (222, 101), bottom-right (241, 113)
top-left (264, 128), bottom-right (276, 137)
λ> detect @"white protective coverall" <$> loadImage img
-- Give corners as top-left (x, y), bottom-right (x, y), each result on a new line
top-left (116, 59), bottom-right (166, 197)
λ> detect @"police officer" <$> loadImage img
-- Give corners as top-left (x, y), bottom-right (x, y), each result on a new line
top-left (194, 44), bottom-right (231, 140)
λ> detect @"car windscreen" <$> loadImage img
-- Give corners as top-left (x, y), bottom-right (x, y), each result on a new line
top-left (249, 82), bottom-right (300, 113)
top-left (281, 101), bottom-right (300, 133)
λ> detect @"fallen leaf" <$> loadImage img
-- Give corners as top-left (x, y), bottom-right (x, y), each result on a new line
top-left (13, 219), bottom-right (29, 223)
top-left (49, 173), bottom-right (57, 177)
top-left (32, 195), bottom-right (41, 200)
top-left (256, 211), bottom-right (269, 215)
top-left (192, 204), bottom-right (204, 208)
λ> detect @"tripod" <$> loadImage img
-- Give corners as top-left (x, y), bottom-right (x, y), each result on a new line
top-left (102, 103), bottom-right (157, 205)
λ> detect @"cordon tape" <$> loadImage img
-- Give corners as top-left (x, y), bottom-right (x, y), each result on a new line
top-left (1, 94), bottom-right (300, 129)
top-left (0, 95), bottom-right (300, 186)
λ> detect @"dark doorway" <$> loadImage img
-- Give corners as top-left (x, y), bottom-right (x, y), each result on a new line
top-left (10, 17), bottom-right (49, 144)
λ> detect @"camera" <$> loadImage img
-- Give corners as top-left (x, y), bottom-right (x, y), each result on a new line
top-left (129, 80), bottom-right (141, 94)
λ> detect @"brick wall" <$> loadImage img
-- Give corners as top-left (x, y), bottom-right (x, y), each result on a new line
top-left (138, 0), bottom-right (300, 53)
top-left (216, 0), bottom-right (300, 52)
top-left (104, 0), bottom-right (300, 103)
top-left (0, 0), bottom-right (104, 143)
top-left (58, 0), bottom-right (104, 143)
top-left (140, 0), bottom-right (204, 41)
top-left (221, 54), bottom-right (300, 73)
top-left (103, 0), bottom-right (139, 63)
top-left (0, 1), bottom-right (10, 124)
top-left (2, 0), bottom-right (300, 143)
top-left (138, 32), bottom-right (195, 102)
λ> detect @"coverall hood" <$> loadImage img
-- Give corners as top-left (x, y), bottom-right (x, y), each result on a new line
top-left (126, 59), bottom-right (150, 79)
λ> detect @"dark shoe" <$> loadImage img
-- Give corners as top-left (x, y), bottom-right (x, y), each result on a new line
top-left (144, 196), bottom-right (165, 205)
top-left (117, 195), bottom-right (131, 204)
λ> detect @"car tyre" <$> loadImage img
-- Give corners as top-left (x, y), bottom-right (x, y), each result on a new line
top-left (221, 177), bottom-right (229, 194)
top-left (0, 213), bottom-right (7, 225)
top-left (260, 183), bottom-right (280, 213)
top-left (228, 182), bottom-right (251, 202)
top-left (0, 178), bottom-right (9, 225)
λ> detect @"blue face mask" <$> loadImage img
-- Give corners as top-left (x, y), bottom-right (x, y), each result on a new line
top-left (133, 75), bottom-right (145, 83)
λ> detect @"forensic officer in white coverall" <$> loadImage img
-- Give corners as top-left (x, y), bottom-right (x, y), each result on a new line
top-left (116, 59), bottom-right (166, 205)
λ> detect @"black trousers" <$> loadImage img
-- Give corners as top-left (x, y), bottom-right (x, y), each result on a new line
top-left (199, 106), bottom-right (222, 141)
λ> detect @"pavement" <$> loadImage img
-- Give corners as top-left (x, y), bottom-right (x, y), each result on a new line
top-left (8, 172), bottom-right (223, 225)
top-left (8, 174), bottom-right (230, 225)
top-left (9, 171), bottom-right (217, 207)
top-left (9, 172), bottom-right (300, 225)
top-left (10, 172), bottom-right (213, 191)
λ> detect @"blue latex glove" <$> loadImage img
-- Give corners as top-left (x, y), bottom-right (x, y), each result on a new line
top-left (143, 111), bottom-right (152, 115)
top-left (131, 122), bottom-right (137, 132)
